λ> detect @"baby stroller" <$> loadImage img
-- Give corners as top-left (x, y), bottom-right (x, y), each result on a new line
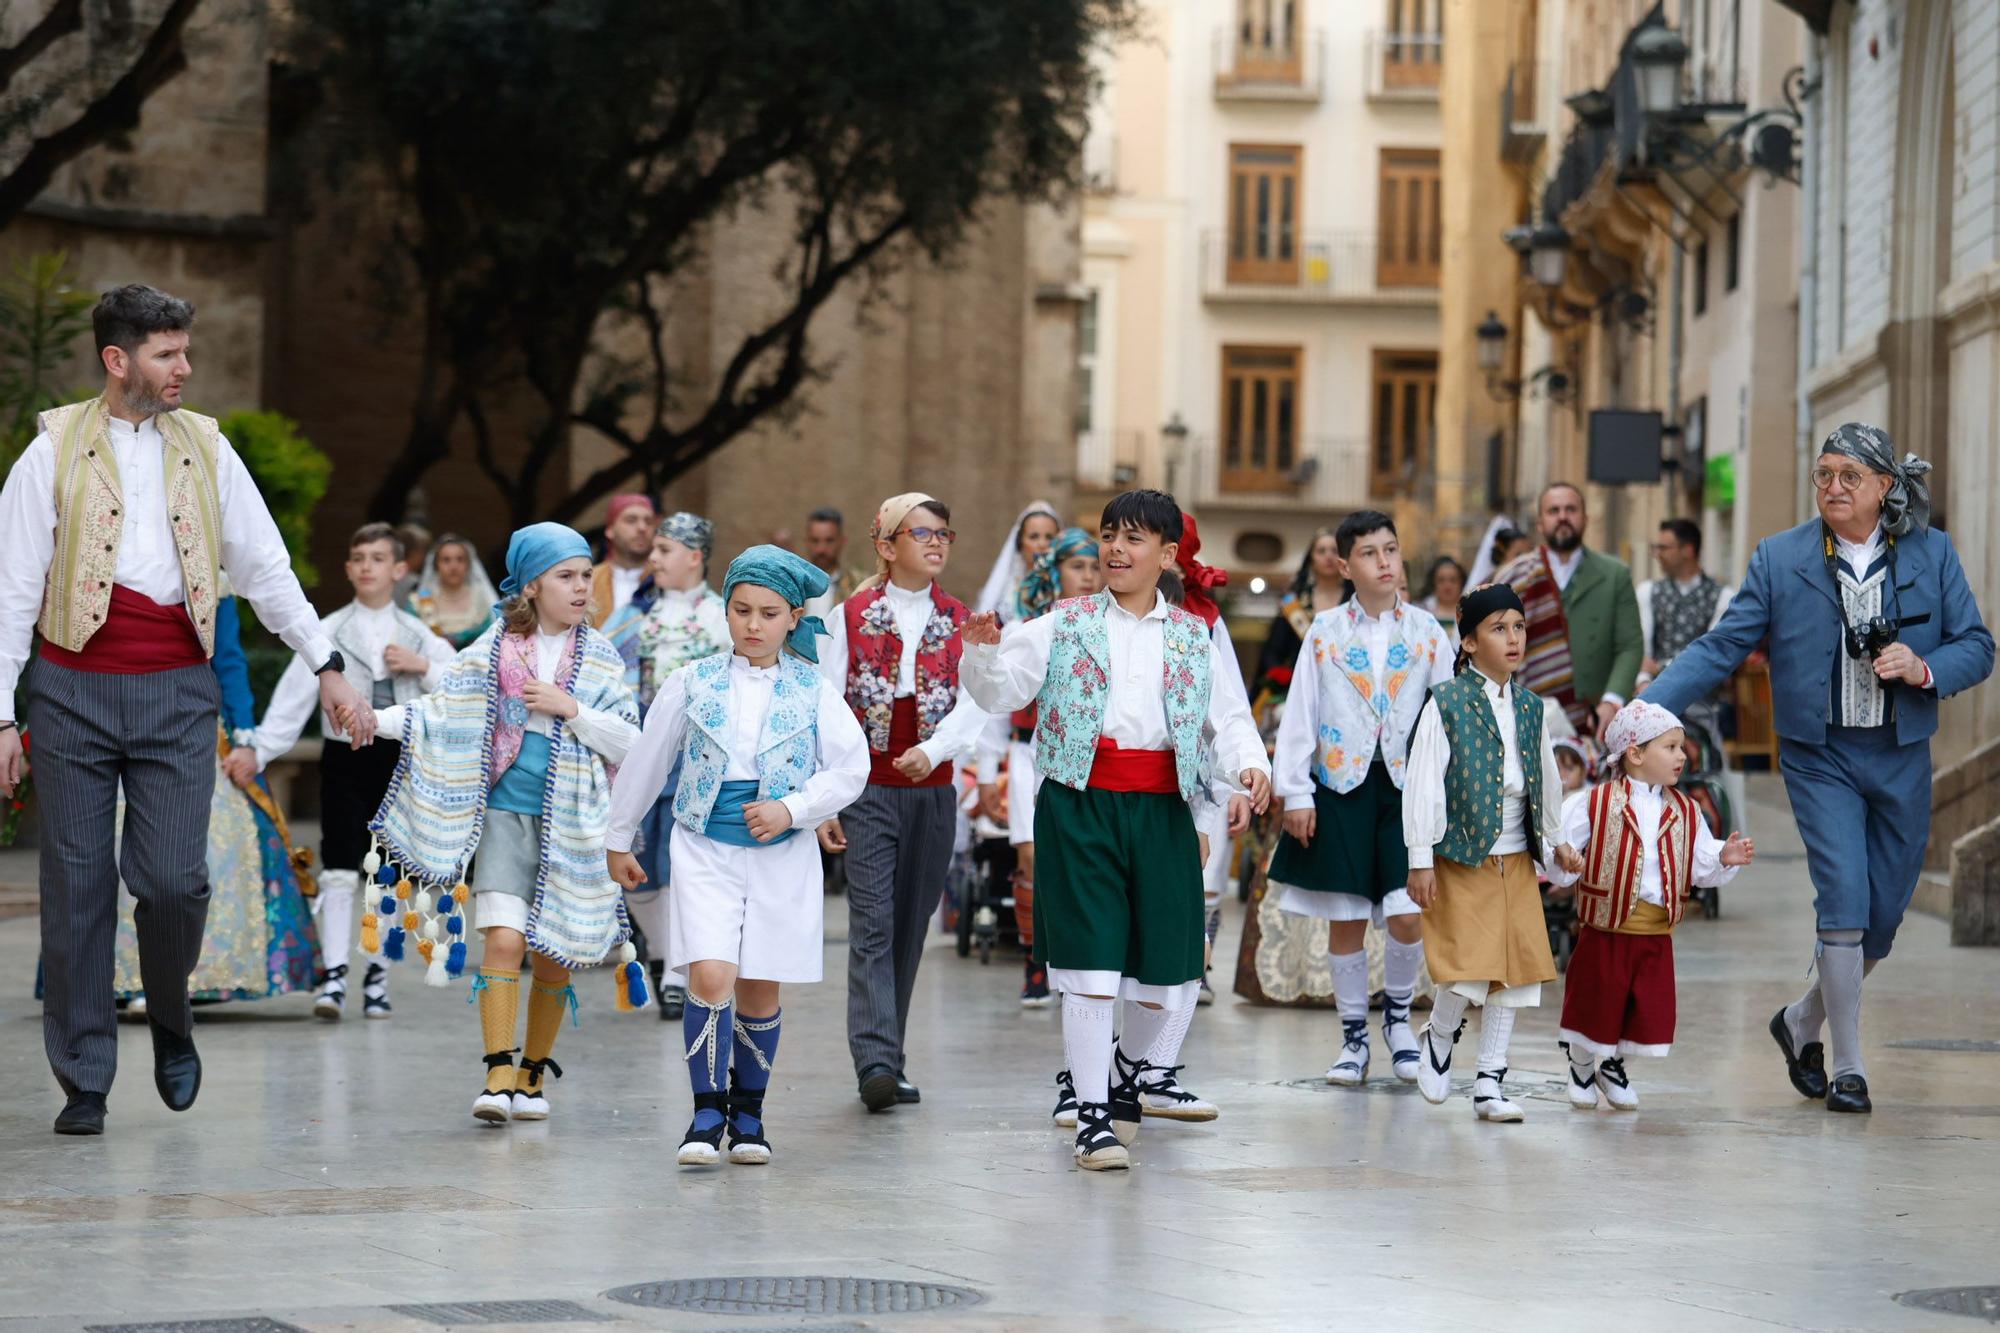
top-left (953, 787), bottom-right (1019, 964)
top-left (1676, 702), bottom-right (1733, 919)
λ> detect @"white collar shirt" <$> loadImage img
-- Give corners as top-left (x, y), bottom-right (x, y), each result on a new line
top-left (1547, 545), bottom-right (1584, 591)
top-left (883, 579), bottom-right (938, 695)
top-left (1835, 524), bottom-right (1885, 574)
top-left (1627, 780), bottom-right (1667, 906)
top-left (720, 655), bottom-right (779, 780)
top-left (523, 629), bottom-right (571, 737)
top-left (1477, 668), bottom-right (1529, 855)
top-left (346, 601), bottom-right (402, 679)
top-left (609, 564), bottom-right (646, 616)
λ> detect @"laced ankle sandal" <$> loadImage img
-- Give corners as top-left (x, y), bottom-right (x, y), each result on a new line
top-left (1073, 1102), bottom-right (1129, 1171)
top-left (1110, 1048), bottom-right (1144, 1145)
top-left (512, 1056), bottom-right (561, 1121)
top-left (473, 1052), bottom-right (517, 1123)
top-left (726, 1077), bottom-right (771, 1165)
top-left (677, 1090), bottom-right (729, 1165)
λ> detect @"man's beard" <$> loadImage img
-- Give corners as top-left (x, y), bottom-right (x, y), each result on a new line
top-left (1545, 526), bottom-right (1582, 554)
top-left (123, 372), bottom-right (177, 416)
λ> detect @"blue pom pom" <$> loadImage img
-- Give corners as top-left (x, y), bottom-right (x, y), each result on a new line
top-left (446, 940), bottom-right (467, 977)
top-left (383, 926), bottom-right (406, 961)
top-left (624, 959), bottom-right (648, 1009)
top-left (376, 863), bottom-right (398, 885)
top-left (378, 894), bottom-right (397, 915)
top-left (445, 914), bottom-right (464, 937)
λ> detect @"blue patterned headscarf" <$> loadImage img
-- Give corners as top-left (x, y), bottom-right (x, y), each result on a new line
top-left (1014, 527), bottom-right (1100, 622)
top-left (722, 544), bottom-right (832, 662)
top-left (1820, 421), bottom-right (1933, 538)
top-left (657, 510), bottom-right (714, 560)
top-left (499, 522), bottom-right (592, 599)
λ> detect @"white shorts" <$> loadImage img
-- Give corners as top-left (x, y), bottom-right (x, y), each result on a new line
top-left (1048, 973), bottom-right (1201, 1011)
top-left (1007, 740), bottom-right (1041, 847)
top-left (475, 890), bottom-right (530, 935)
top-left (1276, 885), bottom-right (1420, 925)
top-left (1443, 979), bottom-right (1543, 1008)
top-left (1194, 797), bottom-right (1230, 906)
top-left (666, 821), bottom-right (825, 983)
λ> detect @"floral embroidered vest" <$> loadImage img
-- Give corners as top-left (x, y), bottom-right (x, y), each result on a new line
top-left (1576, 778), bottom-right (1696, 931)
top-left (842, 583), bottom-right (968, 753)
top-left (38, 398), bottom-right (225, 655)
top-left (1306, 600), bottom-right (1449, 794)
top-left (1034, 592), bottom-right (1211, 802)
top-left (1429, 670), bottom-right (1547, 867)
top-left (672, 652), bottom-right (822, 834)
top-left (638, 583), bottom-right (726, 705)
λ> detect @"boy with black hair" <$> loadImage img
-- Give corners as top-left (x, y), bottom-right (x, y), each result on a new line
top-left (248, 522), bottom-right (455, 1019)
top-left (964, 489), bottom-right (1270, 1171)
top-left (1267, 511), bottom-right (1455, 1085)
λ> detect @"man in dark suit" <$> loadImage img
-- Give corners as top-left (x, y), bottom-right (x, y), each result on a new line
top-left (1537, 483), bottom-right (1644, 734)
top-left (1651, 424), bottom-right (1993, 1114)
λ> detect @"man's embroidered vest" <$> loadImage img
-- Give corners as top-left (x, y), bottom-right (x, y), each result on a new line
top-left (673, 652), bottom-right (822, 834)
top-left (1307, 600), bottom-right (1446, 794)
top-left (1576, 778), bottom-right (1696, 931)
top-left (1429, 670), bottom-right (1547, 867)
top-left (326, 603), bottom-right (436, 712)
top-left (842, 583), bottom-right (968, 753)
top-left (1647, 574), bottom-right (1722, 663)
top-left (1034, 592), bottom-right (1211, 802)
top-left (38, 398), bottom-right (224, 655)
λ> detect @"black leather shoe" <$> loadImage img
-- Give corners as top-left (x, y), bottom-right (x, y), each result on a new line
top-left (1826, 1073), bottom-right (1871, 1113)
top-left (1769, 1008), bottom-right (1828, 1099)
top-left (54, 1092), bottom-right (106, 1136)
top-left (894, 1076), bottom-right (920, 1105)
top-left (149, 1017), bottom-right (202, 1112)
top-left (858, 1064), bottom-right (899, 1113)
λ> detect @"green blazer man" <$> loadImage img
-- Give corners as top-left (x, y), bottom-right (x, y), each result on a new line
top-left (1538, 482), bottom-right (1643, 733)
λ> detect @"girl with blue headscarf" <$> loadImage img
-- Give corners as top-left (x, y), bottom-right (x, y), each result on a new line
top-left (367, 521), bottom-right (644, 1128)
top-left (607, 544), bottom-right (869, 1169)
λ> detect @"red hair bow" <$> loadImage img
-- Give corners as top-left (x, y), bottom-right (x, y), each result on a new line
top-left (1177, 513), bottom-right (1227, 628)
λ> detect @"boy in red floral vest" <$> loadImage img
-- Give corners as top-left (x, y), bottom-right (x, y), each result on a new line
top-left (816, 492), bottom-right (993, 1112)
top-left (1544, 699), bottom-right (1754, 1110)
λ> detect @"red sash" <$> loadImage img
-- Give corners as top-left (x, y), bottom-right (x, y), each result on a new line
top-left (1085, 737), bottom-right (1177, 794)
top-left (39, 584), bottom-right (206, 674)
top-left (867, 695), bottom-right (956, 788)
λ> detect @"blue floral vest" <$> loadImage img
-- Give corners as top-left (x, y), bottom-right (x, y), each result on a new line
top-left (672, 652), bottom-right (822, 835)
top-left (1033, 592), bottom-right (1212, 801)
top-left (1305, 599), bottom-right (1449, 794)
top-left (1428, 669), bottom-right (1547, 867)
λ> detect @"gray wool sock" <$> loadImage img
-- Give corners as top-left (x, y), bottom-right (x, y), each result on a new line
top-left (1817, 936), bottom-right (1867, 1080)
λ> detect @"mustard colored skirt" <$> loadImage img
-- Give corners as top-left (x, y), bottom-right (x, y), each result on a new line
top-left (1423, 852), bottom-right (1556, 991)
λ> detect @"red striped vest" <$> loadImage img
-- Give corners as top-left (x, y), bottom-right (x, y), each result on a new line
top-left (1575, 778), bottom-right (1697, 931)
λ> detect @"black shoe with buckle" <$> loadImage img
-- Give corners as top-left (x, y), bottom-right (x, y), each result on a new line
top-left (1826, 1073), bottom-right (1871, 1113)
top-left (1769, 1008), bottom-right (1828, 1099)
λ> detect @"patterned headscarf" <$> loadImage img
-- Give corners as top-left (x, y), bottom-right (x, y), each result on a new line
top-left (1601, 698), bottom-right (1683, 769)
top-left (657, 510), bottom-right (714, 560)
top-left (1820, 421), bottom-right (1933, 538)
top-left (857, 491), bottom-right (944, 594)
top-left (1175, 512), bottom-right (1228, 629)
top-left (722, 544), bottom-right (832, 662)
top-left (1014, 527), bottom-right (1099, 622)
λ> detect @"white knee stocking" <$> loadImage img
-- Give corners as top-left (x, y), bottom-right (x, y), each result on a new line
top-left (1118, 1000), bottom-right (1174, 1068)
top-left (1428, 985), bottom-right (1469, 1040)
top-left (1383, 934), bottom-right (1425, 1005)
top-left (1063, 994), bottom-right (1117, 1104)
top-left (1476, 1004), bottom-right (1516, 1074)
top-left (1330, 950), bottom-right (1370, 1025)
top-left (315, 869), bottom-right (359, 968)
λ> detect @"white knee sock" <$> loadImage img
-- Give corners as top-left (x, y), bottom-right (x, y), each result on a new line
top-left (1118, 1001), bottom-right (1174, 1068)
top-left (1383, 934), bottom-right (1425, 1005)
top-left (1146, 990), bottom-right (1199, 1070)
top-left (1331, 949), bottom-right (1370, 1030)
top-left (1428, 985), bottom-right (1469, 1040)
top-left (315, 870), bottom-right (359, 970)
top-left (1476, 1004), bottom-right (1516, 1073)
top-left (1063, 994), bottom-right (1117, 1104)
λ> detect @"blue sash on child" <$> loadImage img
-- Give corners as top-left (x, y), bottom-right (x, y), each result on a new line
top-left (700, 779), bottom-right (797, 848)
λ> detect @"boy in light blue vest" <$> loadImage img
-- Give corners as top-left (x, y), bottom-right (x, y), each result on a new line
top-left (608, 546), bottom-right (869, 1168)
top-left (964, 490), bottom-right (1271, 1172)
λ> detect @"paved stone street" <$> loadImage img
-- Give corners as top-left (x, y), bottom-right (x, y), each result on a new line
top-left (0, 778), bottom-right (1996, 1331)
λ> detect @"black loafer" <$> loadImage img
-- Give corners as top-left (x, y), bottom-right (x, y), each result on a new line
top-left (1768, 1008), bottom-right (1828, 1099)
top-left (1826, 1073), bottom-right (1871, 1113)
top-left (858, 1064), bottom-right (899, 1113)
top-left (149, 1017), bottom-right (202, 1112)
top-left (894, 1077), bottom-right (920, 1105)
top-left (54, 1092), bottom-right (107, 1136)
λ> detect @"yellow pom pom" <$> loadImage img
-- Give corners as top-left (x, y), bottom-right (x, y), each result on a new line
top-left (403, 911), bottom-right (420, 931)
top-left (394, 878), bottom-right (413, 900)
top-left (360, 923), bottom-right (380, 955)
top-left (453, 883), bottom-right (470, 904)
top-left (417, 938), bottom-right (435, 962)
top-left (361, 911), bottom-right (378, 930)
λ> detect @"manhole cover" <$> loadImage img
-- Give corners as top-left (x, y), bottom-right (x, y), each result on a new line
top-left (1894, 1286), bottom-right (2000, 1321)
top-left (389, 1301), bottom-right (603, 1325)
top-left (604, 1276), bottom-right (982, 1316)
top-left (1886, 1039), bottom-right (2000, 1054)
top-left (88, 1323), bottom-right (308, 1333)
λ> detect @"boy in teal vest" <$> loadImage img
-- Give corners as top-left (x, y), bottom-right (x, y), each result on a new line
top-left (1402, 584), bottom-right (1580, 1123)
top-left (964, 490), bottom-right (1271, 1171)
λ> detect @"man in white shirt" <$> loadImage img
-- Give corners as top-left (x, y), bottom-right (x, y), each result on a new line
top-left (248, 523), bottom-right (456, 1022)
top-left (0, 285), bottom-right (367, 1136)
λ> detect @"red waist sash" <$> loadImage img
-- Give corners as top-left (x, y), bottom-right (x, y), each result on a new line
top-left (868, 695), bottom-right (955, 788)
top-left (1086, 737), bottom-right (1177, 794)
top-left (40, 584), bottom-right (206, 674)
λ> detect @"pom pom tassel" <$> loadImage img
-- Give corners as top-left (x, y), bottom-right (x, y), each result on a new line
top-left (362, 841), bottom-right (382, 877)
top-left (359, 912), bottom-right (380, 956)
top-left (424, 949), bottom-right (450, 987)
top-left (383, 925), bottom-right (406, 962)
top-left (619, 958), bottom-right (650, 1012)
top-left (445, 940), bottom-right (467, 978)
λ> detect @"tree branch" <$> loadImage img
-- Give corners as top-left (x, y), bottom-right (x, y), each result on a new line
top-left (0, 0), bottom-right (203, 229)
top-left (0, 0), bottom-right (84, 93)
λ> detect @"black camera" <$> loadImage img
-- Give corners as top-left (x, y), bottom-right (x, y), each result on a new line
top-left (1844, 616), bottom-right (1899, 661)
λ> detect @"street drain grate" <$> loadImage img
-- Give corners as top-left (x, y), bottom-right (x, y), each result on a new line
top-left (1894, 1286), bottom-right (2000, 1321)
top-left (389, 1301), bottom-right (604, 1325)
top-left (88, 1312), bottom-right (310, 1320)
top-left (1887, 1039), bottom-right (2000, 1054)
top-left (88, 1322), bottom-right (309, 1333)
top-left (605, 1276), bottom-right (982, 1316)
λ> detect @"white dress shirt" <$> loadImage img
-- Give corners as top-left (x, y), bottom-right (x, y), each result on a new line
top-left (251, 601), bottom-right (455, 768)
top-left (1401, 668), bottom-right (1566, 869)
top-left (816, 579), bottom-right (991, 767)
top-left (1835, 525), bottom-right (1883, 574)
top-left (0, 413), bottom-right (335, 721)
top-left (607, 656), bottom-right (869, 852)
top-left (1543, 779), bottom-right (1739, 902)
top-left (1547, 545), bottom-right (1584, 591)
top-left (960, 590), bottom-right (1269, 786)
top-left (609, 563), bottom-right (646, 618)
top-left (373, 628), bottom-right (638, 764)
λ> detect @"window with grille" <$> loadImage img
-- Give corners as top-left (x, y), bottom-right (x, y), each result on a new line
top-left (1221, 344), bottom-right (1303, 492)
top-left (1235, 0), bottom-right (1303, 84)
top-left (1383, 0), bottom-right (1443, 90)
top-left (1227, 144), bottom-right (1302, 285)
top-left (1371, 349), bottom-right (1436, 497)
top-left (1377, 148), bottom-right (1441, 288)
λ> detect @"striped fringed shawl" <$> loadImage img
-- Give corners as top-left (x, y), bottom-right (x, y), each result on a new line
top-left (1497, 548), bottom-right (1588, 731)
top-left (369, 622), bottom-right (640, 968)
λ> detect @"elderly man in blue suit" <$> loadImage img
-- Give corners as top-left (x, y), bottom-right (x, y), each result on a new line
top-left (1649, 423), bottom-right (1992, 1115)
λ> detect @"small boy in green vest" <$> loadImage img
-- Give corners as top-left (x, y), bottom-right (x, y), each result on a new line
top-left (1402, 583), bottom-right (1582, 1123)
top-left (963, 489), bottom-right (1271, 1171)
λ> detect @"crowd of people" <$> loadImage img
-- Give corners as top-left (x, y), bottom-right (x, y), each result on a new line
top-left (1, 284), bottom-right (1992, 1164)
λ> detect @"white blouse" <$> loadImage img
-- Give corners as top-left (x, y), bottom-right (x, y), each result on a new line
top-left (1401, 668), bottom-right (1566, 869)
top-left (605, 656), bottom-right (869, 852)
top-left (961, 591), bottom-right (1269, 787)
top-left (1543, 779), bottom-right (1739, 902)
top-left (374, 630), bottom-right (639, 764)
